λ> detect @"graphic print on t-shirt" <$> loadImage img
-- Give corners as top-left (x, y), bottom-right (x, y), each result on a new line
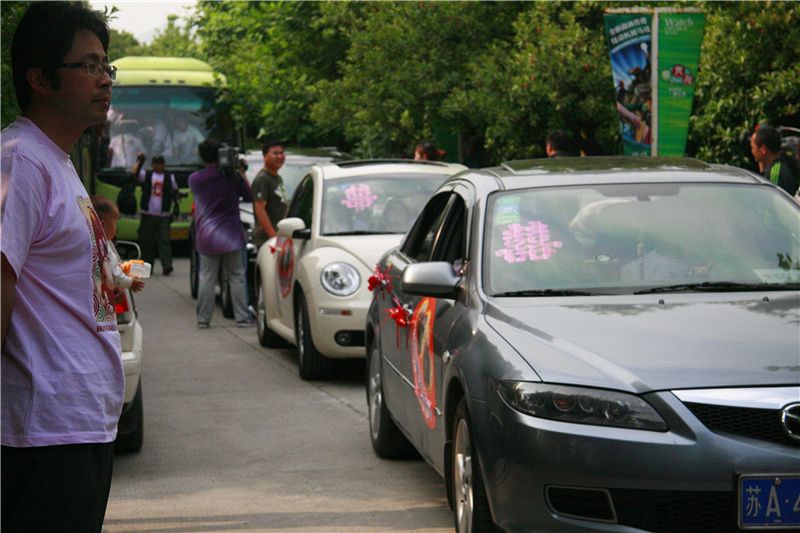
top-left (152, 180), bottom-right (163, 198)
top-left (77, 197), bottom-right (117, 328)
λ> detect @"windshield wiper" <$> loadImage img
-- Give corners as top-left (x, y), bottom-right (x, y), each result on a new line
top-left (323, 230), bottom-right (389, 236)
top-left (493, 289), bottom-right (595, 297)
top-left (634, 281), bottom-right (800, 294)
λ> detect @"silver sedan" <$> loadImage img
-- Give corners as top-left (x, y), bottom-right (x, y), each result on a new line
top-left (365, 157), bottom-right (800, 531)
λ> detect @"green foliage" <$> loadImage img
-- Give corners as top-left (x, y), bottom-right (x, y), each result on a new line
top-left (689, 1), bottom-right (800, 166)
top-left (311, 2), bottom-right (524, 158)
top-left (192, 1), bottom-right (348, 147)
top-left (446, 2), bottom-right (619, 161)
top-left (1, 1), bottom-right (30, 128)
top-left (147, 15), bottom-right (198, 57)
top-left (108, 29), bottom-right (147, 61)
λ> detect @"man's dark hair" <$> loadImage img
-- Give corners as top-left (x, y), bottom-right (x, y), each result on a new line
top-left (11, 2), bottom-right (110, 111)
top-left (261, 140), bottom-right (284, 154)
top-left (546, 130), bottom-right (573, 155)
top-left (152, 155), bottom-right (166, 164)
top-left (754, 125), bottom-right (782, 153)
top-left (198, 138), bottom-right (221, 164)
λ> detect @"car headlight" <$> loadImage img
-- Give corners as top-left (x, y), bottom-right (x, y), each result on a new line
top-left (498, 381), bottom-right (668, 431)
top-left (320, 262), bottom-right (360, 296)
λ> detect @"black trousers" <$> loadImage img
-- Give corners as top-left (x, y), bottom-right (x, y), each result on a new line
top-left (138, 213), bottom-right (172, 271)
top-left (2, 442), bottom-right (114, 533)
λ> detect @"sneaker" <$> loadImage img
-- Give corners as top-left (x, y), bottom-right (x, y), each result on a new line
top-left (197, 322), bottom-right (210, 329)
top-left (236, 320), bottom-right (255, 328)
top-left (163, 266), bottom-right (174, 276)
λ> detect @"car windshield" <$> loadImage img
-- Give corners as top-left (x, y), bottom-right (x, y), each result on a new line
top-left (321, 173), bottom-right (448, 235)
top-left (485, 183), bottom-right (800, 295)
top-left (102, 86), bottom-right (234, 169)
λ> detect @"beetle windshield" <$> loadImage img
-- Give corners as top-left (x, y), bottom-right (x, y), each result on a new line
top-left (321, 173), bottom-right (448, 235)
top-left (484, 183), bottom-right (800, 295)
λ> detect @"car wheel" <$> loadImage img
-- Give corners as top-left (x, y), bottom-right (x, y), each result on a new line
top-left (220, 267), bottom-right (234, 318)
top-left (190, 243), bottom-right (199, 299)
top-left (115, 381), bottom-right (144, 454)
top-left (367, 337), bottom-right (416, 458)
top-left (257, 275), bottom-right (284, 348)
top-left (295, 293), bottom-right (331, 380)
top-left (453, 398), bottom-right (498, 533)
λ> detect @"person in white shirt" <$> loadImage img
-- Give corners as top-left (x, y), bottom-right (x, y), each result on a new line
top-left (133, 154), bottom-right (180, 275)
top-left (108, 121), bottom-right (145, 169)
top-left (171, 116), bottom-right (204, 164)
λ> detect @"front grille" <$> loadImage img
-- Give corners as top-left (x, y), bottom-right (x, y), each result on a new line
top-left (685, 403), bottom-right (798, 447)
top-left (611, 489), bottom-right (735, 532)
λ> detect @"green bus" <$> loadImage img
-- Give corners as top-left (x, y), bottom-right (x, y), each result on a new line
top-left (78, 56), bottom-right (240, 241)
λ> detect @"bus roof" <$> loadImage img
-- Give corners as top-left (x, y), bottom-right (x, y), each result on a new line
top-left (111, 56), bottom-right (226, 87)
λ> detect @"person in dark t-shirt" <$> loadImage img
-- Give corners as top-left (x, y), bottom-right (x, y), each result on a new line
top-left (251, 140), bottom-right (288, 248)
top-left (751, 125), bottom-right (800, 196)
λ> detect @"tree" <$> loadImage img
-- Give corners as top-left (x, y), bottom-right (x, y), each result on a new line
top-left (1, 1), bottom-right (31, 128)
top-left (191, 1), bottom-right (349, 147)
top-left (146, 14), bottom-right (198, 57)
top-left (310, 2), bottom-right (524, 158)
top-left (689, 2), bottom-right (800, 167)
top-left (108, 29), bottom-right (146, 61)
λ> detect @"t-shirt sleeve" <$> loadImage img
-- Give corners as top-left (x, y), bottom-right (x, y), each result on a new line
top-left (0, 152), bottom-right (49, 278)
top-left (252, 174), bottom-right (270, 203)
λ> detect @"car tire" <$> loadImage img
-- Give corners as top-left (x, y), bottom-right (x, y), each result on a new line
top-left (256, 275), bottom-right (284, 348)
top-left (220, 267), bottom-right (234, 319)
top-left (115, 381), bottom-right (144, 454)
top-left (189, 242), bottom-right (199, 299)
top-left (295, 293), bottom-right (331, 380)
top-left (452, 398), bottom-right (498, 533)
top-left (367, 337), bottom-right (416, 458)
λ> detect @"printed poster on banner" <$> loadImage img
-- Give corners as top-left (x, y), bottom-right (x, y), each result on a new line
top-left (655, 11), bottom-right (705, 156)
top-left (604, 12), bottom-right (653, 156)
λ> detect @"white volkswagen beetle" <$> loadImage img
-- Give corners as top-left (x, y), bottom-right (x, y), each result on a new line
top-left (255, 159), bottom-right (466, 379)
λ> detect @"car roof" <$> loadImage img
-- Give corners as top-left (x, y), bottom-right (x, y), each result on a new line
top-left (469, 156), bottom-right (763, 190)
top-left (316, 159), bottom-right (467, 179)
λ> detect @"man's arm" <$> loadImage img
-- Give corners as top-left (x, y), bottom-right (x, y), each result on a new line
top-left (1, 253), bottom-right (17, 349)
top-left (254, 200), bottom-right (277, 239)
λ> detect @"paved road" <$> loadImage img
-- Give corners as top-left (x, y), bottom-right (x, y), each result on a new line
top-left (105, 257), bottom-right (452, 532)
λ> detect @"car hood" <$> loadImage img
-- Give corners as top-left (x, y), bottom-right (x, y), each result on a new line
top-left (315, 235), bottom-right (403, 271)
top-left (485, 292), bottom-right (800, 393)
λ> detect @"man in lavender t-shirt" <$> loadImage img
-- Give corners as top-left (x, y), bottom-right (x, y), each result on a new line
top-left (1, 3), bottom-right (124, 531)
top-left (189, 138), bottom-right (253, 328)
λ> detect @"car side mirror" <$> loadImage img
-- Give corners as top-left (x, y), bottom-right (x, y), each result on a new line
top-left (115, 240), bottom-right (141, 260)
top-left (401, 262), bottom-right (461, 298)
top-left (277, 217), bottom-right (308, 239)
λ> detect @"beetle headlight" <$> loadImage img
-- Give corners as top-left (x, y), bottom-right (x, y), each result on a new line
top-left (498, 382), bottom-right (667, 431)
top-left (320, 262), bottom-right (360, 296)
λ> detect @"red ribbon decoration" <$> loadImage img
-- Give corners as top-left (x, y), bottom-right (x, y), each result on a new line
top-left (269, 245), bottom-right (277, 255)
top-left (367, 265), bottom-right (392, 296)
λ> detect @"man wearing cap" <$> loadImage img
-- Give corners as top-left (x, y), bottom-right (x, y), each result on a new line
top-left (133, 153), bottom-right (180, 275)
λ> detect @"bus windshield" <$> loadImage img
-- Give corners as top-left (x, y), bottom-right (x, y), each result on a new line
top-left (103, 86), bottom-right (234, 169)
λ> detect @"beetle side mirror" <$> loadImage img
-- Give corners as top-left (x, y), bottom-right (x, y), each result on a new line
top-left (401, 262), bottom-right (461, 299)
top-left (277, 217), bottom-right (307, 239)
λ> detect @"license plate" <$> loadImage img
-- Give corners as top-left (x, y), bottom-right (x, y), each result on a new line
top-left (739, 474), bottom-right (800, 529)
top-left (170, 227), bottom-right (189, 240)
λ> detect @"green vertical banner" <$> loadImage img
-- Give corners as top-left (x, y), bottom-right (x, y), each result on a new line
top-left (655, 11), bottom-right (705, 156)
top-left (604, 12), bottom-right (653, 156)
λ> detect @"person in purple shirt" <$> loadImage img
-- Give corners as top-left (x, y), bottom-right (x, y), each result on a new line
top-left (189, 138), bottom-right (254, 328)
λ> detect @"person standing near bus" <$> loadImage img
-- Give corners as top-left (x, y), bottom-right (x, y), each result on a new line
top-left (133, 153), bottom-right (180, 275)
top-left (251, 140), bottom-right (288, 248)
top-left (1, 3), bottom-right (124, 531)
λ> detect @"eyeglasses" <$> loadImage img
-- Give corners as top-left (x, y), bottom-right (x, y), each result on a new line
top-left (59, 62), bottom-right (117, 80)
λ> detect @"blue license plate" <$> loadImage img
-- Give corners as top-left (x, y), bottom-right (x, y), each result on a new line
top-left (739, 474), bottom-right (800, 529)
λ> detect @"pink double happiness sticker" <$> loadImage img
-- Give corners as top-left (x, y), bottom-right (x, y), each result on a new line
top-left (494, 220), bottom-right (563, 263)
top-left (341, 184), bottom-right (378, 212)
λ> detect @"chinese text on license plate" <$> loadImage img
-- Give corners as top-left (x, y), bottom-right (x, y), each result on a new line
top-left (740, 475), bottom-right (800, 529)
